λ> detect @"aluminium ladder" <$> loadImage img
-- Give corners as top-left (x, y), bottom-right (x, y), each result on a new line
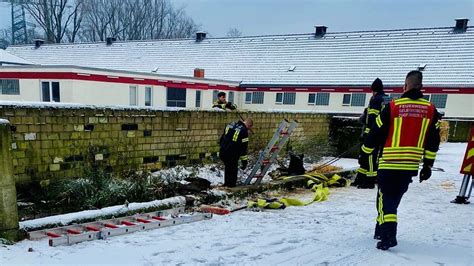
top-left (27, 207), bottom-right (212, 247)
top-left (244, 119), bottom-right (298, 185)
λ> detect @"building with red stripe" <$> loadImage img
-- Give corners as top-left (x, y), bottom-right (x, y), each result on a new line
top-left (1, 19), bottom-right (473, 118)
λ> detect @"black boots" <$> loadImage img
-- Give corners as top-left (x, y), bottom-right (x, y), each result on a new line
top-left (376, 222), bottom-right (398, 250)
top-left (373, 224), bottom-right (381, 240)
top-left (376, 239), bottom-right (398, 250)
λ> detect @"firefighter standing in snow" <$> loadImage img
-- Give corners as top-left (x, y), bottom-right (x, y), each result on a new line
top-left (355, 78), bottom-right (391, 189)
top-left (360, 70), bottom-right (440, 250)
top-left (219, 118), bottom-right (253, 187)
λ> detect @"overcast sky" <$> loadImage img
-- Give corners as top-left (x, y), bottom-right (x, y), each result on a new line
top-left (0, 0), bottom-right (472, 38)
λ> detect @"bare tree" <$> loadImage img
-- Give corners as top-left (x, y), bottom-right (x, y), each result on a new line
top-left (226, 27), bottom-right (242, 37)
top-left (0, 25), bottom-right (40, 48)
top-left (79, 0), bottom-right (122, 41)
top-left (79, 0), bottom-right (199, 41)
top-left (3, 0), bottom-right (199, 45)
top-left (0, 29), bottom-right (11, 49)
top-left (23, 0), bottom-right (85, 43)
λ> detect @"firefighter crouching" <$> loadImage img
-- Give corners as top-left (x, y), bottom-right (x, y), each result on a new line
top-left (360, 70), bottom-right (441, 250)
top-left (219, 118), bottom-right (253, 187)
top-left (355, 78), bottom-right (391, 189)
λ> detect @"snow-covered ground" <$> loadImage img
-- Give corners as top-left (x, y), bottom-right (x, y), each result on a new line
top-left (1, 143), bottom-right (472, 265)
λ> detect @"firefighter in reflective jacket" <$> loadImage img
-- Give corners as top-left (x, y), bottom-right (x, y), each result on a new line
top-left (219, 118), bottom-right (253, 187)
top-left (360, 70), bottom-right (440, 250)
top-left (213, 92), bottom-right (237, 111)
top-left (355, 78), bottom-right (392, 189)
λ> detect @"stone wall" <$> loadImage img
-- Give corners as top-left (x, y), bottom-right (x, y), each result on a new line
top-left (0, 104), bottom-right (330, 185)
top-left (0, 120), bottom-right (19, 240)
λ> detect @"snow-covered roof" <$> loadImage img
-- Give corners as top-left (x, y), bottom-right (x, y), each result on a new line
top-left (6, 26), bottom-right (474, 86)
top-left (0, 49), bottom-right (32, 65)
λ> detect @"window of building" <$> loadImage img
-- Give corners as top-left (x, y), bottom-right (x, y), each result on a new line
top-left (213, 90), bottom-right (219, 101)
top-left (315, 93), bottom-right (330, 105)
top-left (430, 94), bottom-right (447, 108)
top-left (351, 93), bottom-right (366, 106)
top-left (390, 93), bottom-right (402, 99)
top-left (129, 85), bottom-right (138, 106)
top-left (282, 92), bottom-right (296, 105)
top-left (245, 92), bottom-right (264, 104)
top-left (423, 94), bottom-right (430, 101)
top-left (0, 79), bottom-right (20, 95)
top-left (252, 91), bottom-right (264, 104)
top-left (195, 90), bottom-right (201, 107)
top-left (342, 94), bottom-right (351, 105)
top-left (167, 87), bottom-right (186, 107)
top-left (276, 93), bottom-right (283, 104)
top-left (245, 92), bottom-right (252, 104)
top-left (309, 93), bottom-right (330, 105)
top-left (41, 81), bottom-right (60, 102)
top-left (228, 91), bottom-right (234, 103)
top-left (145, 86), bottom-right (152, 106)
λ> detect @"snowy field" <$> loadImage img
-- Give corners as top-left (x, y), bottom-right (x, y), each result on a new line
top-left (1, 143), bottom-right (472, 265)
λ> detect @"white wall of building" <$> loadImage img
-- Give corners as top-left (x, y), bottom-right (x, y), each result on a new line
top-left (2, 78), bottom-right (472, 118)
top-left (0, 79), bottom-right (40, 102)
top-left (240, 91), bottom-right (368, 114)
top-left (0, 66), bottom-right (472, 118)
top-left (443, 94), bottom-right (474, 118)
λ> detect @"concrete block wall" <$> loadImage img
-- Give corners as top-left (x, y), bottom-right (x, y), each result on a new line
top-left (0, 105), bottom-right (329, 185)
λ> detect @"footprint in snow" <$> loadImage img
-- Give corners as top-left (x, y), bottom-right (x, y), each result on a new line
top-left (219, 245), bottom-right (237, 252)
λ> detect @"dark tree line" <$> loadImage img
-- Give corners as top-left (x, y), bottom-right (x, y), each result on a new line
top-left (1, 0), bottom-right (200, 46)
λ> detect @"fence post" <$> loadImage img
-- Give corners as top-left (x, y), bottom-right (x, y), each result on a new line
top-left (0, 120), bottom-right (19, 241)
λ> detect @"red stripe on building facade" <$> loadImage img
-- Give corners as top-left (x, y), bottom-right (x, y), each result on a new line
top-left (0, 72), bottom-right (237, 92)
top-left (0, 71), bottom-right (473, 94)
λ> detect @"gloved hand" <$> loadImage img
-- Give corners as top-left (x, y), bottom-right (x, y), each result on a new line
top-left (226, 102), bottom-right (237, 110)
top-left (358, 153), bottom-right (369, 170)
top-left (241, 160), bottom-right (248, 170)
top-left (419, 165), bottom-right (432, 183)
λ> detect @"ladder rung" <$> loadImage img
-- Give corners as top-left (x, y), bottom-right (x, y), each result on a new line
top-left (271, 147), bottom-right (279, 151)
top-left (280, 131), bottom-right (288, 135)
top-left (46, 232), bottom-right (61, 238)
top-left (104, 223), bottom-right (119, 229)
top-left (136, 218), bottom-right (151, 224)
top-left (86, 225), bottom-right (101, 232)
top-left (121, 221), bottom-right (135, 226)
top-left (152, 216), bottom-right (166, 221)
top-left (66, 229), bottom-right (81, 235)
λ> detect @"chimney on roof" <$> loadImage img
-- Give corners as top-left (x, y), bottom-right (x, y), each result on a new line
top-left (194, 68), bottom-right (205, 78)
top-left (106, 37), bottom-right (116, 45)
top-left (195, 31), bottom-right (207, 42)
top-left (454, 18), bottom-right (469, 32)
top-left (314, 25), bottom-right (327, 38)
top-left (34, 39), bottom-right (44, 48)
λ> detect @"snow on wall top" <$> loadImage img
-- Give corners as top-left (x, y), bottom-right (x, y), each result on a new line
top-left (0, 100), bottom-right (342, 114)
top-left (6, 27), bottom-right (474, 86)
top-left (0, 49), bottom-right (32, 65)
top-left (0, 118), bottom-right (10, 125)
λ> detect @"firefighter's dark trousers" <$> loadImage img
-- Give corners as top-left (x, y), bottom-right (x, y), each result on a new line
top-left (221, 155), bottom-right (239, 187)
top-left (375, 170), bottom-right (413, 242)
